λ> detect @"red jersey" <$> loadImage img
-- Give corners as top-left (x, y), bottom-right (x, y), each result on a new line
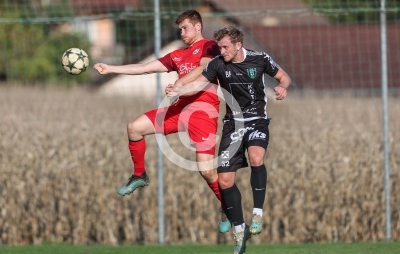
top-left (158, 39), bottom-right (220, 108)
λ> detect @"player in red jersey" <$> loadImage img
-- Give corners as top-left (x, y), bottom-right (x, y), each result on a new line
top-left (94, 10), bottom-right (231, 233)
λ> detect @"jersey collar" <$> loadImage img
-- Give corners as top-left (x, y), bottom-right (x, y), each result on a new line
top-left (233, 48), bottom-right (247, 63)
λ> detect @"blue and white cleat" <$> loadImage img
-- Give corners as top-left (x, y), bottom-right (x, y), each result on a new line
top-left (118, 173), bottom-right (150, 196)
top-left (249, 214), bottom-right (263, 235)
top-left (233, 224), bottom-right (251, 254)
top-left (219, 209), bottom-right (232, 233)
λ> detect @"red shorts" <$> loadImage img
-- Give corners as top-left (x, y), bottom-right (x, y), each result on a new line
top-left (145, 100), bottom-right (218, 155)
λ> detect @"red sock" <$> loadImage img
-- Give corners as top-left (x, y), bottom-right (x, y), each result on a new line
top-left (128, 139), bottom-right (146, 176)
top-left (207, 179), bottom-right (225, 207)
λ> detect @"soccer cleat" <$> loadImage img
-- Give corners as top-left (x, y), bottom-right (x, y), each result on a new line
top-left (219, 209), bottom-right (232, 233)
top-left (233, 224), bottom-right (251, 254)
top-left (249, 214), bottom-right (263, 235)
top-left (117, 173), bottom-right (150, 196)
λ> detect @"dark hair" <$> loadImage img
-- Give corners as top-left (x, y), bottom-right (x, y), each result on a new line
top-left (175, 10), bottom-right (203, 30)
top-left (213, 26), bottom-right (244, 44)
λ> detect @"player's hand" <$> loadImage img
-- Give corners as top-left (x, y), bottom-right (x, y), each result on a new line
top-left (167, 85), bottom-right (180, 98)
top-left (165, 84), bottom-right (175, 95)
top-left (93, 63), bottom-right (110, 75)
top-left (166, 85), bottom-right (180, 104)
top-left (274, 85), bottom-right (287, 100)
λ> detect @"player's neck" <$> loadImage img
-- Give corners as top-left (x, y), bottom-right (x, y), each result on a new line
top-left (232, 49), bottom-right (245, 63)
top-left (188, 35), bottom-right (204, 47)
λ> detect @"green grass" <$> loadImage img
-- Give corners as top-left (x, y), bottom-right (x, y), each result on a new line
top-left (1, 242), bottom-right (400, 254)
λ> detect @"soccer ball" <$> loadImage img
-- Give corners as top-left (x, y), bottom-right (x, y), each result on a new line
top-left (61, 48), bottom-right (89, 75)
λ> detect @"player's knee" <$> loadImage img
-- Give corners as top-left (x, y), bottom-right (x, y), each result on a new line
top-left (218, 175), bottom-right (234, 189)
top-left (127, 121), bottom-right (135, 134)
top-left (127, 119), bottom-right (142, 137)
top-left (248, 155), bottom-right (264, 167)
top-left (199, 169), bottom-right (217, 181)
top-left (128, 117), bottom-right (142, 131)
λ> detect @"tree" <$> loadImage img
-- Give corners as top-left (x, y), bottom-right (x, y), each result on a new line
top-left (0, 1), bottom-right (89, 84)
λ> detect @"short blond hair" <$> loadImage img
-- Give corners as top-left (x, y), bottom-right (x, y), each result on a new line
top-left (213, 26), bottom-right (244, 44)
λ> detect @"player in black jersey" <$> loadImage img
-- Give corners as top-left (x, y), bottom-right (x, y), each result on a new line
top-left (167, 26), bottom-right (291, 254)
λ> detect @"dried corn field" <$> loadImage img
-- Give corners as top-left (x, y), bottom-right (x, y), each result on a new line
top-left (0, 86), bottom-right (399, 245)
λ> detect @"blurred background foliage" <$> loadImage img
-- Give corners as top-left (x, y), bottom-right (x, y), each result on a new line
top-left (0, 0), bottom-right (399, 85)
top-left (305, 0), bottom-right (400, 23)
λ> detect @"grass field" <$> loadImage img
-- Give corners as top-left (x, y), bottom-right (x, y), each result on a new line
top-left (1, 242), bottom-right (400, 254)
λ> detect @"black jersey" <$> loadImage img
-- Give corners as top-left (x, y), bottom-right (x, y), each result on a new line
top-left (202, 48), bottom-right (279, 121)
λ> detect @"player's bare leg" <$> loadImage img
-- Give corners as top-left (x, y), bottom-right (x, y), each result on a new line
top-left (196, 153), bottom-right (231, 233)
top-left (196, 153), bottom-right (218, 183)
top-left (127, 114), bottom-right (156, 141)
top-left (248, 146), bottom-right (267, 235)
top-left (118, 114), bottom-right (155, 196)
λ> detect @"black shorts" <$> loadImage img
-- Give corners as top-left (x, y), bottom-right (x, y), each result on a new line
top-left (217, 118), bottom-right (270, 173)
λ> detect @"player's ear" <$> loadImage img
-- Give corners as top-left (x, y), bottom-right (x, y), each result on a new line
top-left (195, 22), bottom-right (202, 31)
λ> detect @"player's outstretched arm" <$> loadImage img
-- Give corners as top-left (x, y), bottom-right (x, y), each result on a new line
top-left (93, 59), bottom-right (168, 75)
top-left (273, 67), bottom-right (291, 100)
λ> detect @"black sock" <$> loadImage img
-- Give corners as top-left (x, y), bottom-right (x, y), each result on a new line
top-left (251, 164), bottom-right (267, 209)
top-left (221, 184), bottom-right (244, 226)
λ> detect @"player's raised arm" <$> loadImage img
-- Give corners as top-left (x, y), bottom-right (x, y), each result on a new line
top-left (93, 59), bottom-right (168, 75)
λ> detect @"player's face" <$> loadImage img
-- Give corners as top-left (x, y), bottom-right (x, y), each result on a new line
top-left (178, 19), bottom-right (200, 46)
top-left (217, 36), bottom-right (240, 62)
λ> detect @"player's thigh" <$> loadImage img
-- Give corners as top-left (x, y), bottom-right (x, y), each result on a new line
top-left (244, 118), bottom-right (270, 166)
top-left (196, 153), bottom-right (217, 182)
top-left (144, 106), bottom-right (180, 135)
top-left (128, 114), bottom-right (156, 136)
top-left (196, 153), bottom-right (215, 172)
top-left (185, 111), bottom-right (218, 155)
top-left (217, 121), bottom-right (245, 173)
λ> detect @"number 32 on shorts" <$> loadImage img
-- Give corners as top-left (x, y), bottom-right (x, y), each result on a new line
top-left (221, 161), bottom-right (230, 167)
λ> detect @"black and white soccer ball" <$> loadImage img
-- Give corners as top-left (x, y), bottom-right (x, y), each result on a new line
top-left (61, 48), bottom-right (89, 75)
